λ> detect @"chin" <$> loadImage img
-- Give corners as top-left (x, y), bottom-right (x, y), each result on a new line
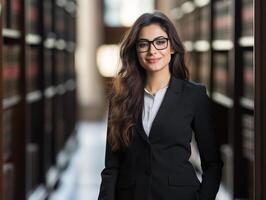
top-left (146, 65), bottom-right (167, 73)
top-left (140, 60), bottom-right (170, 73)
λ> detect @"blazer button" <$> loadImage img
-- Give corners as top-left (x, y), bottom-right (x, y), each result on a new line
top-left (145, 169), bottom-right (151, 176)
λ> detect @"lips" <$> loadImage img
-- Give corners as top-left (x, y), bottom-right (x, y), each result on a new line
top-left (146, 58), bottom-right (161, 64)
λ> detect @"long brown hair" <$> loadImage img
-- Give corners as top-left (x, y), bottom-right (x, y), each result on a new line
top-left (108, 11), bottom-right (189, 152)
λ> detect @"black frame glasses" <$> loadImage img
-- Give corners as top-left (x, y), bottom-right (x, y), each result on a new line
top-left (136, 36), bottom-right (169, 53)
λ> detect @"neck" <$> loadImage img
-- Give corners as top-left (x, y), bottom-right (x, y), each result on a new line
top-left (145, 68), bottom-right (171, 94)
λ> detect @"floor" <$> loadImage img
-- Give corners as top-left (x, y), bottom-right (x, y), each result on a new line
top-left (48, 119), bottom-right (232, 200)
top-left (48, 120), bottom-right (107, 200)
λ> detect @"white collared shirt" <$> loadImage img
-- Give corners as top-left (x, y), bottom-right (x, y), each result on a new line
top-left (142, 86), bottom-right (168, 136)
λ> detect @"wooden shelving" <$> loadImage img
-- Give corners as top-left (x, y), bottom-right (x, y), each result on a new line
top-left (1, 0), bottom-right (77, 199)
top-left (165, 0), bottom-right (254, 198)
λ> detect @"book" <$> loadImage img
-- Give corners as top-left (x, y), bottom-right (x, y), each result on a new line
top-left (176, 11), bottom-right (196, 42)
top-left (242, 0), bottom-right (254, 37)
top-left (65, 51), bottom-right (75, 80)
top-left (2, 45), bottom-right (21, 98)
top-left (197, 5), bottom-right (210, 41)
top-left (2, 0), bottom-right (8, 28)
top-left (43, 99), bottom-right (53, 172)
top-left (3, 163), bottom-right (15, 200)
top-left (43, 0), bottom-right (53, 36)
top-left (25, 0), bottom-right (40, 34)
top-left (2, 110), bottom-right (13, 162)
top-left (54, 50), bottom-right (65, 84)
top-left (55, 5), bottom-right (66, 39)
top-left (242, 114), bottom-right (254, 161)
top-left (10, 0), bottom-right (22, 30)
top-left (243, 51), bottom-right (254, 100)
top-left (44, 49), bottom-right (53, 88)
top-left (213, 53), bottom-right (229, 95)
top-left (242, 114), bottom-right (255, 199)
top-left (187, 52), bottom-right (198, 81)
top-left (214, 0), bottom-right (233, 40)
top-left (66, 13), bottom-right (76, 42)
top-left (199, 52), bottom-right (210, 89)
top-left (26, 46), bottom-right (41, 92)
top-left (26, 143), bottom-right (39, 194)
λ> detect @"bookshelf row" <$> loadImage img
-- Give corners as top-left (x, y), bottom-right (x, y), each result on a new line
top-left (1, 0), bottom-right (77, 199)
top-left (167, 0), bottom-right (254, 199)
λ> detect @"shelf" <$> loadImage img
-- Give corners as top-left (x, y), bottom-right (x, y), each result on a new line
top-left (56, 84), bottom-right (66, 95)
top-left (66, 41), bottom-right (76, 52)
top-left (212, 40), bottom-right (234, 51)
top-left (65, 79), bottom-right (76, 91)
top-left (28, 185), bottom-right (48, 200)
top-left (183, 40), bottom-right (194, 52)
top-left (1, 0), bottom-right (77, 198)
top-left (65, 1), bottom-right (76, 15)
top-left (26, 90), bottom-right (42, 103)
top-left (240, 97), bottom-right (254, 110)
top-left (55, 39), bottom-right (67, 50)
top-left (194, 0), bottom-right (210, 8)
top-left (239, 36), bottom-right (254, 47)
top-left (26, 34), bottom-right (42, 45)
top-left (56, 0), bottom-right (67, 8)
top-left (2, 28), bottom-right (21, 39)
top-left (2, 95), bottom-right (22, 109)
top-left (56, 150), bottom-right (69, 170)
top-left (46, 166), bottom-right (60, 189)
top-left (194, 40), bottom-right (210, 52)
top-left (44, 38), bottom-right (56, 49)
top-left (44, 86), bottom-right (57, 99)
top-left (180, 1), bottom-right (196, 14)
top-left (170, 7), bottom-right (184, 20)
top-left (212, 92), bottom-right (234, 108)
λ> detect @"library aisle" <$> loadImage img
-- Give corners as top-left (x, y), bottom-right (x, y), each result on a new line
top-left (48, 120), bottom-right (107, 200)
top-left (1, 0), bottom-right (266, 199)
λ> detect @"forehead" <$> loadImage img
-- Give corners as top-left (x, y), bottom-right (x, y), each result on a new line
top-left (138, 23), bottom-right (168, 40)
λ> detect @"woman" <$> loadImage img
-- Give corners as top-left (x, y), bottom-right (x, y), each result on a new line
top-left (98, 11), bottom-right (223, 200)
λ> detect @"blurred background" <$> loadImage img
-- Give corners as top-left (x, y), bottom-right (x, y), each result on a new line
top-left (0, 0), bottom-right (260, 199)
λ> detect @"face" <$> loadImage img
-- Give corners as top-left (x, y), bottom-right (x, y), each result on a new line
top-left (136, 23), bottom-right (174, 74)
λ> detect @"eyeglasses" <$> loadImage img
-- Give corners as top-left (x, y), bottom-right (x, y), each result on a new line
top-left (136, 36), bottom-right (169, 53)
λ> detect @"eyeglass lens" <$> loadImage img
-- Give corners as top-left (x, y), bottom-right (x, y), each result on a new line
top-left (137, 37), bottom-right (168, 52)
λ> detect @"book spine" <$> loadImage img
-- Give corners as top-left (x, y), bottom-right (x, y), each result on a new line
top-left (26, 0), bottom-right (40, 34)
top-left (243, 51), bottom-right (254, 100)
top-left (10, 0), bottom-right (22, 30)
top-left (26, 143), bottom-right (39, 194)
top-left (242, 0), bottom-right (254, 37)
top-left (3, 163), bottom-right (15, 200)
top-left (2, 110), bottom-right (13, 162)
top-left (213, 53), bottom-right (229, 95)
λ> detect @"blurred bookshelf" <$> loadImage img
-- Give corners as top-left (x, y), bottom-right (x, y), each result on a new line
top-left (165, 0), bottom-right (254, 199)
top-left (1, 0), bottom-right (78, 199)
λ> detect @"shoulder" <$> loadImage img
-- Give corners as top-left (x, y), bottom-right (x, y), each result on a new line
top-left (181, 79), bottom-right (207, 97)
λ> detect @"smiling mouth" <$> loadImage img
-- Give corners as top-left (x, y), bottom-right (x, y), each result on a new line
top-left (146, 58), bottom-right (161, 63)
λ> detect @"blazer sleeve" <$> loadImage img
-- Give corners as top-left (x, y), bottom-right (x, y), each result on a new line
top-left (191, 85), bottom-right (224, 200)
top-left (98, 103), bottom-right (121, 200)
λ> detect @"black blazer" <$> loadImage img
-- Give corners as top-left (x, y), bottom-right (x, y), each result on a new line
top-left (98, 76), bottom-right (223, 200)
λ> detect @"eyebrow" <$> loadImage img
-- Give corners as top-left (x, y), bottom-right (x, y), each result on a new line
top-left (137, 36), bottom-right (167, 41)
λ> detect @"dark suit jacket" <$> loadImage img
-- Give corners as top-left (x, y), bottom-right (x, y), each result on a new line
top-left (98, 76), bottom-right (223, 200)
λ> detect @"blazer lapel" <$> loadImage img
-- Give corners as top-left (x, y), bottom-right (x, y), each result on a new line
top-left (135, 76), bottom-right (184, 143)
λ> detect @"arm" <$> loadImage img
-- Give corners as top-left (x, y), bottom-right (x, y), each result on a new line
top-left (192, 85), bottom-right (224, 200)
top-left (98, 104), bottom-right (121, 200)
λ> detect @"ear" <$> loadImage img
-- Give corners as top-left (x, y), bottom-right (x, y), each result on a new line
top-left (170, 47), bottom-right (175, 54)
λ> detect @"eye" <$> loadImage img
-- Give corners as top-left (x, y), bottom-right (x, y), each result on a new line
top-left (155, 39), bottom-right (167, 46)
top-left (137, 42), bottom-right (149, 48)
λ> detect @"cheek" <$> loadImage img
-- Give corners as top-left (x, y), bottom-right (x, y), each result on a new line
top-left (137, 54), bottom-right (146, 65)
top-left (161, 50), bottom-right (172, 63)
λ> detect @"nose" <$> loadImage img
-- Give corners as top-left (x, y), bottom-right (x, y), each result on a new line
top-left (148, 43), bottom-right (157, 54)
